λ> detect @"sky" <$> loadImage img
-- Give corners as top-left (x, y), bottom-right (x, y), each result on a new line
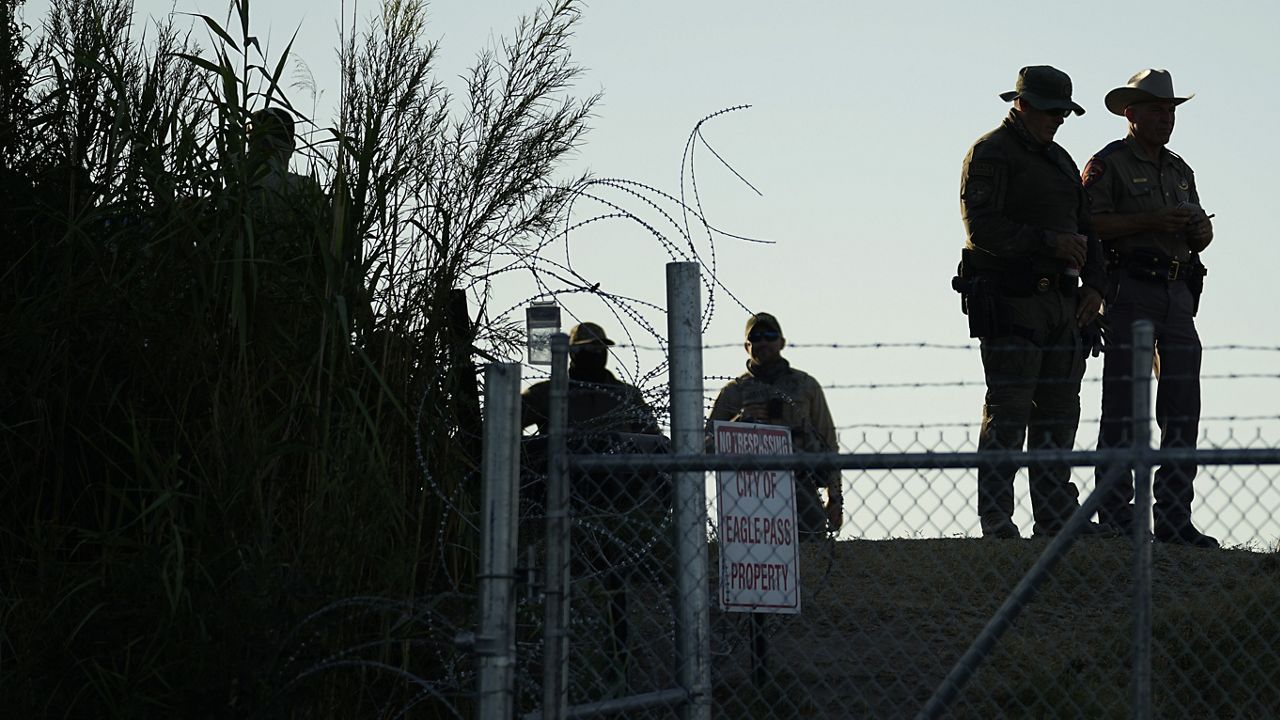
top-left (21, 0), bottom-right (1280, 545)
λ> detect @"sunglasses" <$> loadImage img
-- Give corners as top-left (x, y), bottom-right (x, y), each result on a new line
top-left (1031, 106), bottom-right (1073, 119)
top-left (747, 330), bottom-right (780, 342)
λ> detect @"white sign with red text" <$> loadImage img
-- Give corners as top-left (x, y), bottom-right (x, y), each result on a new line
top-left (714, 421), bottom-right (801, 614)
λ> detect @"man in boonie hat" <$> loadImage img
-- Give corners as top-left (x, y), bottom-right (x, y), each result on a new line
top-left (706, 312), bottom-right (843, 539)
top-left (1082, 69), bottom-right (1218, 549)
top-left (956, 66), bottom-right (1113, 540)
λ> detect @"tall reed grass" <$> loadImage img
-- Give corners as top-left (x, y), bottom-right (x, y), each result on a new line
top-left (1, 0), bottom-right (595, 715)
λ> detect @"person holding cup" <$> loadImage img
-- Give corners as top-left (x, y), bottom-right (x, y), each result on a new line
top-left (707, 312), bottom-right (842, 539)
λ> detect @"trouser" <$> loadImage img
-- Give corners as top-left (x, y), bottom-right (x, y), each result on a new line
top-left (1096, 273), bottom-right (1202, 528)
top-left (978, 290), bottom-right (1086, 534)
top-left (796, 472), bottom-right (830, 539)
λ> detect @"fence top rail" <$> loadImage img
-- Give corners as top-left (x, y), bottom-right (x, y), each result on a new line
top-left (567, 447), bottom-right (1280, 472)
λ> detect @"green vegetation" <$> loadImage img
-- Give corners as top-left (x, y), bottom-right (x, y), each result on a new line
top-left (1, 0), bottom-right (594, 715)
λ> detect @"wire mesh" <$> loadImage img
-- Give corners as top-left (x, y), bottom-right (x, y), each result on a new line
top-left (485, 337), bottom-right (1280, 719)
top-left (544, 445), bottom-right (1280, 719)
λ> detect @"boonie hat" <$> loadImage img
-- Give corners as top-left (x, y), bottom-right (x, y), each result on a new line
top-left (568, 321), bottom-right (614, 346)
top-left (999, 65), bottom-right (1086, 116)
top-left (745, 312), bottom-right (783, 340)
top-left (1104, 69), bottom-right (1193, 116)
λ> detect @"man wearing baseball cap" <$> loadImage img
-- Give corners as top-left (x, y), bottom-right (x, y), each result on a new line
top-left (1083, 69), bottom-right (1218, 548)
top-left (956, 66), bottom-right (1113, 539)
top-left (519, 321), bottom-right (664, 688)
top-left (706, 312), bottom-right (842, 539)
top-left (521, 321), bottom-right (660, 436)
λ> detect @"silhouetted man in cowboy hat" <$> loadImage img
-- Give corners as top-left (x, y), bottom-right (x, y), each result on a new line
top-left (957, 66), bottom-right (1114, 540)
top-left (1082, 69), bottom-right (1218, 548)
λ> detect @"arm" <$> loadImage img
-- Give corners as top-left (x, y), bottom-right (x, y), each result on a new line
top-left (1075, 192), bottom-right (1104, 327)
top-left (520, 384), bottom-right (546, 431)
top-left (1187, 213), bottom-right (1213, 252)
top-left (1185, 168), bottom-right (1213, 252)
top-left (961, 144), bottom-right (1044, 258)
top-left (807, 379), bottom-right (843, 529)
top-left (1092, 209), bottom-right (1195, 240)
top-left (963, 142), bottom-right (1086, 267)
top-left (705, 383), bottom-right (741, 451)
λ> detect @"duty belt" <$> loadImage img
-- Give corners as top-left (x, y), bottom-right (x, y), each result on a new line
top-left (974, 270), bottom-right (1077, 296)
top-left (1107, 249), bottom-right (1197, 282)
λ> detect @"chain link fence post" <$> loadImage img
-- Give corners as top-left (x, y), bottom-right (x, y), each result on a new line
top-left (542, 333), bottom-right (571, 719)
top-left (1130, 319), bottom-right (1155, 720)
top-left (667, 262), bottom-right (710, 720)
top-left (478, 363), bottom-right (522, 720)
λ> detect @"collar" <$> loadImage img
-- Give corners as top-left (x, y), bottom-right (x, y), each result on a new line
top-left (568, 365), bottom-right (620, 384)
top-left (1003, 110), bottom-right (1046, 151)
top-left (1123, 133), bottom-right (1172, 166)
top-left (746, 357), bottom-right (791, 383)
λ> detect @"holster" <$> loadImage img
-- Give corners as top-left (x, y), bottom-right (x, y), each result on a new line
top-left (953, 250), bottom-right (1001, 339)
top-left (1188, 253), bottom-right (1207, 316)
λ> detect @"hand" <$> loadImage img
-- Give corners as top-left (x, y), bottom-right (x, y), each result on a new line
top-left (825, 494), bottom-right (843, 532)
top-left (736, 403), bottom-right (769, 423)
top-left (1045, 232), bottom-right (1087, 269)
top-left (1147, 206), bottom-right (1195, 234)
top-left (1081, 315), bottom-right (1108, 357)
top-left (1076, 286), bottom-right (1103, 328)
top-left (1187, 212), bottom-right (1214, 251)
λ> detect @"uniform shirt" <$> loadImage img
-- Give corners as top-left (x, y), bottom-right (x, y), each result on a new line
top-left (706, 359), bottom-right (839, 489)
top-left (960, 111), bottom-right (1106, 292)
top-left (1082, 135), bottom-right (1200, 261)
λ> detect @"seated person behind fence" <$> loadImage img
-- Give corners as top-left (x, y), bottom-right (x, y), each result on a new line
top-left (521, 322), bottom-right (661, 437)
top-left (707, 312), bottom-right (842, 538)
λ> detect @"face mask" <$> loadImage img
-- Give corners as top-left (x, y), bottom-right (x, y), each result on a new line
top-left (571, 348), bottom-right (608, 372)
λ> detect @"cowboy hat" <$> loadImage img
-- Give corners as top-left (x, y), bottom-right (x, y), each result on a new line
top-left (1104, 69), bottom-right (1194, 116)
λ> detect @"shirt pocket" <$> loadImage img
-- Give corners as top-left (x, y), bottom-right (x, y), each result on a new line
top-left (1123, 175), bottom-right (1157, 199)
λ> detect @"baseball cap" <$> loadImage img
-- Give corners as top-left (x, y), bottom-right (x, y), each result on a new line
top-left (745, 312), bottom-right (783, 339)
top-left (567, 321), bottom-right (614, 346)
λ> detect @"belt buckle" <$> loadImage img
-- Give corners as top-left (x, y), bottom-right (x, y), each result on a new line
top-left (1168, 259), bottom-right (1181, 281)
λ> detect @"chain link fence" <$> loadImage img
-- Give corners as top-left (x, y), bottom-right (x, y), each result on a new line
top-left (463, 262), bottom-right (1280, 720)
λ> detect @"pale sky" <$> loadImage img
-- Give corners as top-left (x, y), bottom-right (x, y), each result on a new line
top-left (22, 0), bottom-right (1280, 544)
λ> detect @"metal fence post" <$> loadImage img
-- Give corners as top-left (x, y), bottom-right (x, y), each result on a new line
top-left (1131, 320), bottom-right (1155, 720)
top-left (667, 262), bottom-right (711, 720)
top-left (478, 363), bottom-right (522, 720)
top-left (542, 334), bottom-right (571, 719)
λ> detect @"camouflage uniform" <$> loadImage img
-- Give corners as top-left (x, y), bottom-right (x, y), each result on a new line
top-left (959, 67), bottom-right (1105, 538)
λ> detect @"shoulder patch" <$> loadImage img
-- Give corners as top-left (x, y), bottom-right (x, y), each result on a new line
top-left (964, 179), bottom-right (994, 207)
top-left (968, 162), bottom-right (996, 177)
top-left (1081, 157), bottom-right (1107, 188)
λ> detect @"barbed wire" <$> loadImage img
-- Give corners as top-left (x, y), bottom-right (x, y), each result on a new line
top-left (610, 341), bottom-right (1280, 352)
